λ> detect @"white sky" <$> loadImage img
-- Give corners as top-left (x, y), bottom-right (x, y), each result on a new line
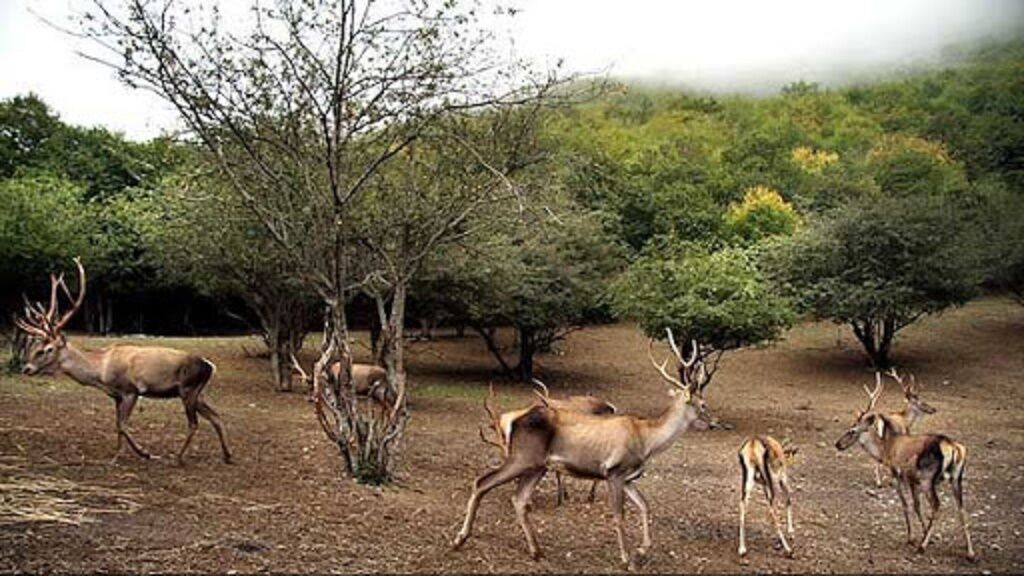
top-left (1, 0), bottom-right (1021, 140)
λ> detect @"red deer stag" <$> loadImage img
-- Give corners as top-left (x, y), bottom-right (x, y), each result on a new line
top-left (479, 380), bottom-right (618, 506)
top-left (737, 435), bottom-right (797, 558)
top-left (15, 258), bottom-right (232, 464)
top-left (870, 368), bottom-right (937, 487)
top-left (453, 329), bottom-right (711, 567)
top-left (835, 377), bottom-right (975, 560)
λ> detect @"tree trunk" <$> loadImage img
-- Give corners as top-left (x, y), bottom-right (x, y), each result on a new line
top-left (516, 326), bottom-right (535, 383)
top-left (850, 317), bottom-right (895, 368)
top-left (474, 324), bottom-right (515, 378)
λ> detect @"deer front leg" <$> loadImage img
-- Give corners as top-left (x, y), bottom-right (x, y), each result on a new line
top-left (114, 393), bottom-right (150, 460)
top-left (895, 478), bottom-right (915, 544)
top-left (762, 482), bottom-right (792, 557)
top-left (918, 479), bottom-right (942, 552)
top-left (623, 483), bottom-right (652, 558)
top-left (607, 476), bottom-right (630, 567)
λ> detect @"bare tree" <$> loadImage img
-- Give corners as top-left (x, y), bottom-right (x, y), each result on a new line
top-left (77, 0), bottom-right (564, 482)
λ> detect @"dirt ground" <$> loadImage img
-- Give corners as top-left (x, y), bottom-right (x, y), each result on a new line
top-left (1, 298), bottom-right (1022, 574)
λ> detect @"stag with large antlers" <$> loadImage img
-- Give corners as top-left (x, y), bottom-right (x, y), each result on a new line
top-left (290, 354), bottom-right (395, 410)
top-left (867, 369), bottom-right (938, 487)
top-left (454, 329), bottom-right (711, 567)
top-left (15, 259), bottom-right (231, 464)
top-left (835, 376), bottom-right (975, 560)
top-left (479, 381), bottom-right (618, 506)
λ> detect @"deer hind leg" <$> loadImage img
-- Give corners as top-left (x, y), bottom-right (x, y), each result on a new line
top-left (513, 469), bottom-right (547, 559)
top-left (177, 391), bottom-right (201, 465)
top-left (761, 478), bottom-right (792, 557)
top-left (951, 463), bottom-right (976, 560)
top-left (909, 479), bottom-right (927, 534)
top-left (196, 399), bottom-right (232, 463)
top-left (919, 478), bottom-right (942, 552)
top-left (779, 473), bottom-right (794, 535)
top-left (453, 461), bottom-right (531, 550)
top-left (623, 483), bottom-right (652, 558)
top-left (738, 456), bottom-right (754, 557)
top-left (587, 480), bottom-right (599, 503)
top-left (114, 393), bottom-right (150, 460)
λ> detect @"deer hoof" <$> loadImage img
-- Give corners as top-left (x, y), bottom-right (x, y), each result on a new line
top-left (738, 546), bottom-right (747, 558)
top-left (966, 551), bottom-right (977, 562)
top-left (529, 548), bottom-right (543, 561)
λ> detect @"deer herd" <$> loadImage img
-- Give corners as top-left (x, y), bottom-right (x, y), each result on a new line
top-left (11, 260), bottom-right (978, 568)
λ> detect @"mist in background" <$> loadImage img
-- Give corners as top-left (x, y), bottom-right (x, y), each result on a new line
top-left (1, 0), bottom-right (1022, 139)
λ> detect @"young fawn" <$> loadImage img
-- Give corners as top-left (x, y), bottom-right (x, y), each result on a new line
top-left (737, 435), bottom-right (797, 558)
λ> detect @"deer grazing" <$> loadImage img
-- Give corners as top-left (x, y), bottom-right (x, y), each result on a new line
top-left (737, 435), bottom-right (797, 558)
top-left (835, 376), bottom-right (975, 560)
top-left (290, 355), bottom-right (395, 410)
top-left (454, 329), bottom-right (711, 566)
top-left (479, 380), bottom-right (618, 506)
top-left (15, 258), bottom-right (232, 464)
top-left (869, 369), bottom-right (938, 487)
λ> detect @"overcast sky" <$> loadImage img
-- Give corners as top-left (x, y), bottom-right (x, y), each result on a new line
top-left (1, 0), bottom-right (1021, 140)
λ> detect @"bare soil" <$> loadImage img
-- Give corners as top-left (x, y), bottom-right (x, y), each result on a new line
top-left (1, 298), bottom-right (1023, 573)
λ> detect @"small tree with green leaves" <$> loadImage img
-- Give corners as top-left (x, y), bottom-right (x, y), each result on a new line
top-left (767, 195), bottom-right (983, 367)
top-left (613, 243), bottom-right (794, 396)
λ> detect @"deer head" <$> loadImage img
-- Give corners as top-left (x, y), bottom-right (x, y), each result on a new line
top-left (835, 373), bottom-right (887, 451)
top-left (16, 258), bottom-right (86, 375)
top-left (886, 368), bottom-right (937, 415)
top-left (647, 328), bottom-right (712, 425)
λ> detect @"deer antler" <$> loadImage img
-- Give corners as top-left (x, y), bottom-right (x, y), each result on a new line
top-left (51, 258), bottom-right (85, 333)
top-left (290, 353), bottom-right (310, 384)
top-left (531, 379), bottom-right (551, 406)
top-left (479, 384), bottom-right (507, 454)
top-left (648, 338), bottom-right (685, 389)
top-left (885, 367), bottom-right (918, 397)
top-left (863, 372), bottom-right (885, 413)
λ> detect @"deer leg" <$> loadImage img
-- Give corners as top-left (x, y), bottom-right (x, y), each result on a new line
top-left (909, 480), bottom-right (927, 534)
top-left (780, 473), bottom-right (795, 535)
top-left (177, 392), bottom-right (200, 465)
top-left (919, 479), bottom-right (942, 552)
top-left (115, 393), bottom-right (151, 460)
top-left (762, 481), bottom-right (792, 557)
top-left (623, 483), bottom-right (652, 558)
top-left (951, 465), bottom-right (976, 560)
top-left (895, 479), bottom-right (915, 544)
top-left (738, 456), bottom-right (754, 557)
top-left (513, 468), bottom-right (546, 560)
top-left (875, 463), bottom-right (885, 488)
top-left (453, 461), bottom-right (530, 550)
top-left (587, 480), bottom-right (599, 503)
top-left (607, 475), bottom-right (630, 567)
top-left (555, 470), bottom-right (566, 506)
top-left (196, 399), bottom-right (232, 463)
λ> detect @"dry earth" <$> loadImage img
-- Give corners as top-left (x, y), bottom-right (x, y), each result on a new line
top-left (1, 298), bottom-right (1022, 573)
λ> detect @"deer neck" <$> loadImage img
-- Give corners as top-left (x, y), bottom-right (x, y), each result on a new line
top-left (640, 393), bottom-right (697, 458)
top-left (901, 405), bottom-right (922, 429)
top-left (57, 342), bottom-right (106, 389)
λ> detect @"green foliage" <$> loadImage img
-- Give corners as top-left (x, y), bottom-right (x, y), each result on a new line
top-left (0, 173), bottom-right (96, 286)
top-left (766, 195), bottom-right (984, 365)
top-left (724, 185), bottom-right (801, 244)
top-left (613, 243), bottom-right (794, 352)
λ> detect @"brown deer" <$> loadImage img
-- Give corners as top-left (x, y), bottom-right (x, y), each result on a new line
top-left (479, 380), bottom-right (618, 506)
top-left (453, 329), bottom-right (712, 566)
top-left (737, 435), bottom-right (797, 558)
top-left (290, 355), bottom-right (395, 409)
top-left (15, 259), bottom-right (232, 464)
top-left (870, 368), bottom-right (938, 487)
top-left (835, 379), bottom-right (975, 560)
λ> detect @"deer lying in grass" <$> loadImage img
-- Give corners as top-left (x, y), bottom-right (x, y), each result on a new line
top-left (291, 355), bottom-right (395, 410)
top-left (16, 259), bottom-right (231, 464)
top-left (870, 369), bottom-right (937, 487)
top-left (835, 377), bottom-right (975, 560)
top-left (479, 380), bottom-right (617, 506)
top-left (454, 329), bottom-right (711, 566)
top-left (737, 435), bottom-right (797, 558)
